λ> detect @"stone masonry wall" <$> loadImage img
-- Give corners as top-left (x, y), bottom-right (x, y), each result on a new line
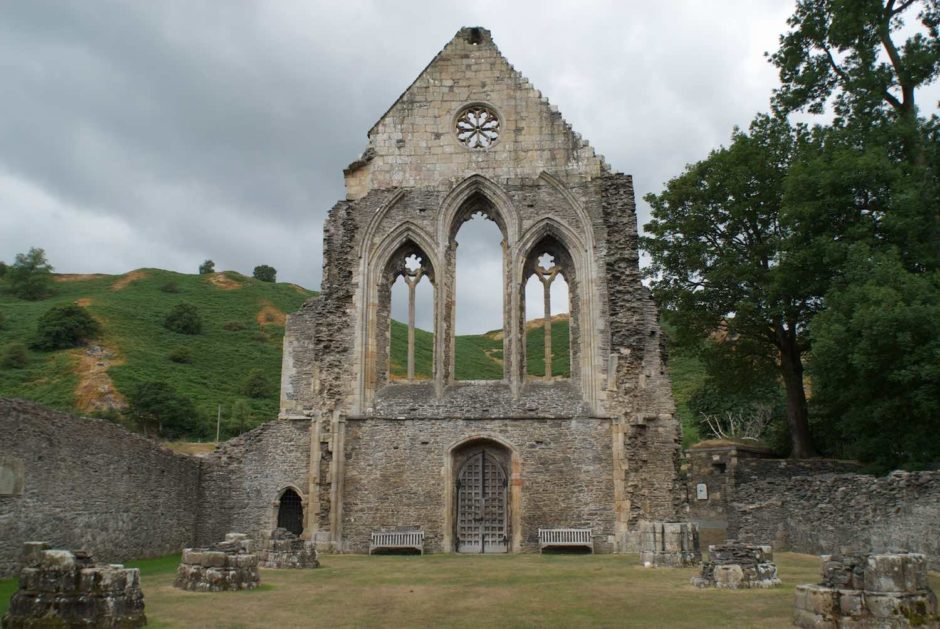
top-left (197, 419), bottom-right (311, 546)
top-left (342, 417), bottom-right (615, 553)
top-left (728, 467), bottom-right (940, 570)
top-left (0, 398), bottom-right (201, 578)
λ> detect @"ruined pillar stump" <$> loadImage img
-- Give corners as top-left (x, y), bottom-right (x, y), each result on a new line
top-left (258, 528), bottom-right (320, 569)
top-left (691, 541), bottom-right (780, 589)
top-left (174, 533), bottom-right (260, 592)
top-left (2, 542), bottom-right (146, 628)
top-left (638, 521), bottom-right (701, 568)
top-left (794, 553), bottom-right (938, 628)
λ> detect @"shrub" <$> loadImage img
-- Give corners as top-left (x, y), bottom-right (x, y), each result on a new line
top-left (8, 247), bottom-right (54, 300)
top-left (160, 281), bottom-right (180, 294)
top-left (0, 261), bottom-right (7, 277)
top-left (241, 369), bottom-right (272, 398)
top-left (229, 398), bottom-right (252, 436)
top-left (168, 346), bottom-right (193, 363)
top-left (252, 265), bottom-right (277, 282)
top-left (223, 320), bottom-right (246, 331)
top-left (251, 331), bottom-right (268, 343)
top-left (0, 310), bottom-right (6, 329)
top-left (126, 381), bottom-right (198, 439)
top-left (164, 303), bottom-right (202, 335)
top-left (1, 342), bottom-right (28, 369)
top-left (32, 304), bottom-right (101, 350)
top-left (199, 259), bottom-right (215, 275)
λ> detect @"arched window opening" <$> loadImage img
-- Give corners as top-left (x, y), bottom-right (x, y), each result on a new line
top-left (454, 210), bottom-right (504, 381)
top-left (277, 488), bottom-right (304, 536)
top-left (389, 254), bottom-right (433, 381)
top-left (377, 242), bottom-right (435, 388)
top-left (523, 240), bottom-right (574, 381)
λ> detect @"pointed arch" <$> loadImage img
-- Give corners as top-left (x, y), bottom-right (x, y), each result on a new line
top-left (438, 174), bottom-right (520, 245)
top-left (355, 221), bottom-right (441, 408)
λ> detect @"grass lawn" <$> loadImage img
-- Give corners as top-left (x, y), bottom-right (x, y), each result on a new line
top-left (4, 552), bottom-right (938, 627)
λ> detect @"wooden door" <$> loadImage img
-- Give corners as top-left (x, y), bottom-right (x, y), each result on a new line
top-left (456, 450), bottom-right (508, 553)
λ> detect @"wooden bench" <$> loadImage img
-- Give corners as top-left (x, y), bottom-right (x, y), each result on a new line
top-left (369, 530), bottom-right (425, 555)
top-left (538, 528), bottom-right (594, 553)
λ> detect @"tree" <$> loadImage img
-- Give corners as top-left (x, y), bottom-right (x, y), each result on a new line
top-left (252, 265), bottom-right (277, 282)
top-left (32, 304), bottom-right (101, 350)
top-left (0, 261), bottom-right (7, 277)
top-left (241, 368), bottom-right (272, 398)
top-left (164, 303), bottom-right (202, 335)
top-left (199, 259), bottom-right (215, 275)
top-left (770, 0), bottom-right (940, 159)
top-left (230, 399), bottom-right (252, 435)
top-left (809, 247), bottom-right (940, 470)
top-left (8, 247), bottom-right (54, 300)
top-left (643, 115), bottom-right (819, 458)
top-left (126, 381), bottom-right (198, 438)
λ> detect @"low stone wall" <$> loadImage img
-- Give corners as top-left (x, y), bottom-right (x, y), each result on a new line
top-left (692, 541), bottom-right (780, 589)
top-left (259, 528), bottom-right (319, 569)
top-left (638, 521), bottom-right (701, 568)
top-left (728, 468), bottom-right (940, 570)
top-left (0, 398), bottom-right (202, 578)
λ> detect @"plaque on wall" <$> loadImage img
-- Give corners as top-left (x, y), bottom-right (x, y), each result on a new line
top-left (696, 483), bottom-right (708, 500)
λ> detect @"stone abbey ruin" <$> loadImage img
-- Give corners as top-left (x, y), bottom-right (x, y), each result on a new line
top-left (1, 27), bottom-right (938, 594)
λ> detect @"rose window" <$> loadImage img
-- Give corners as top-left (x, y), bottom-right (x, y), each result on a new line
top-left (455, 105), bottom-right (500, 149)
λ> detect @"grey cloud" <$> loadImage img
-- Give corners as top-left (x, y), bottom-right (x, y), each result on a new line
top-left (3, 0), bottom-right (815, 332)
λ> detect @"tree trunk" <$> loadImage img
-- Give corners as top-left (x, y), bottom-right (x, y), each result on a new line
top-left (778, 332), bottom-right (816, 458)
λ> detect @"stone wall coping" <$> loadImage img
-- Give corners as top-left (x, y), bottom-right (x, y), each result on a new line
top-left (687, 440), bottom-right (774, 455)
top-left (346, 414), bottom-right (619, 421)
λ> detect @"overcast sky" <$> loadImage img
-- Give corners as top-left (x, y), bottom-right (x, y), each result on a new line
top-left (1, 0), bottom-right (913, 333)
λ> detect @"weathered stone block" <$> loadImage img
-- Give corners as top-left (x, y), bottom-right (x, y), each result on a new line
top-left (175, 533), bottom-right (260, 592)
top-left (794, 552), bottom-right (938, 628)
top-left (258, 528), bottom-right (320, 569)
top-left (1, 543), bottom-right (145, 628)
top-left (864, 553), bottom-right (928, 594)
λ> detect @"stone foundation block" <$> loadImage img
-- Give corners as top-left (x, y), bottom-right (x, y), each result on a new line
top-left (1, 542), bottom-right (146, 628)
top-left (175, 533), bottom-right (260, 592)
top-left (864, 554), bottom-right (929, 594)
top-left (258, 528), bottom-right (320, 569)
top-left (692, 541), bottom-right (781, 589)
top-left (638, 521), bottom-right (701, 568)
top-left (795, 552), bottom-right (938, 628)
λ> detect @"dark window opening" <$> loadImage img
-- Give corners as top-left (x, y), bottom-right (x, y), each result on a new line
top-left (277, 488), bottom-right (304, 535)
top-left (712, 462), bottom-right (727, 474)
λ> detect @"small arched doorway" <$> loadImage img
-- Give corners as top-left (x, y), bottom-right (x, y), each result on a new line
top-left (276, 488), bottom-right (304, 536)
top-left (454, 442), bottom-right (510, 553)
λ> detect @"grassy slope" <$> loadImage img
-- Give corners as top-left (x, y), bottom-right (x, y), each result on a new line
top-left (0, 270), bottom-right (314, 437)
top-left (1, 270), bottom-right (702, 443)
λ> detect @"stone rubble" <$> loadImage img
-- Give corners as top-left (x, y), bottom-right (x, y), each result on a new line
top-left (174, 533), bottom-right (260, 592)
top-left (258, 528), bottom-right (320, 569)
top-left (691, 541), bottom-right (781, 589)
top-left (1, 541), bottom-right (146, 628)
top-left (638, 521), bottom-right (701, 568)
top-left (794, 553), bottom-right (938, 628)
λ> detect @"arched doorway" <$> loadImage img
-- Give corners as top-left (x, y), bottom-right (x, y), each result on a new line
top-left (277, 488), bottom-right (304, 536)
top-left (454, 443), bottom-right (510, 553)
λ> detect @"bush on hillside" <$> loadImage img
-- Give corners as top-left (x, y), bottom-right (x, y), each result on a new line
top-left (126, 381), bottom-right (198, 439)
top-left (252, 265), bottom-right (277, 283)
top-left (0, 261), bottom-right (7, 277)
top-left (199, 259), bottom-right (215, 275)
top-left (223, 320), bottom-right (246, 331)
top-left (1, 342), bottom-right (28, 369)
top-left (168, 346), bottom-right (193, 364)
top-left (164, 303), bottom-right (202, 335)
top-left (241, 369), bottom-right (273, 398)
top-left (160, 281), bottom-right (180, 293)
top-left (0, 310), bottom-right (6, 329)
top-left (31, 304), bottom-right (101, 350)
top-left (8, 247), bottom-right (54, 301)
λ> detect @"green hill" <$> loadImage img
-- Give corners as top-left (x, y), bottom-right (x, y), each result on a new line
top-left (1, 270), bottom-right (703, 445)
top-left (0, 269), bottom-right (314, 438)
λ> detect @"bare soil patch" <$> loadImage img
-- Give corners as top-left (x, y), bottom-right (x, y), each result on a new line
top-left (54, 273), bottom-right (106, 282)
top-left (73, 344), bottom-right (127, 413)
top-left (207, 272), bottom-right (243, 290)
top-left (256, 300), bottom-right (286, 327)
top-left (74, 297), bottom-right (93, 307)
top-left (111, 270), bottom-right (148, 291)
